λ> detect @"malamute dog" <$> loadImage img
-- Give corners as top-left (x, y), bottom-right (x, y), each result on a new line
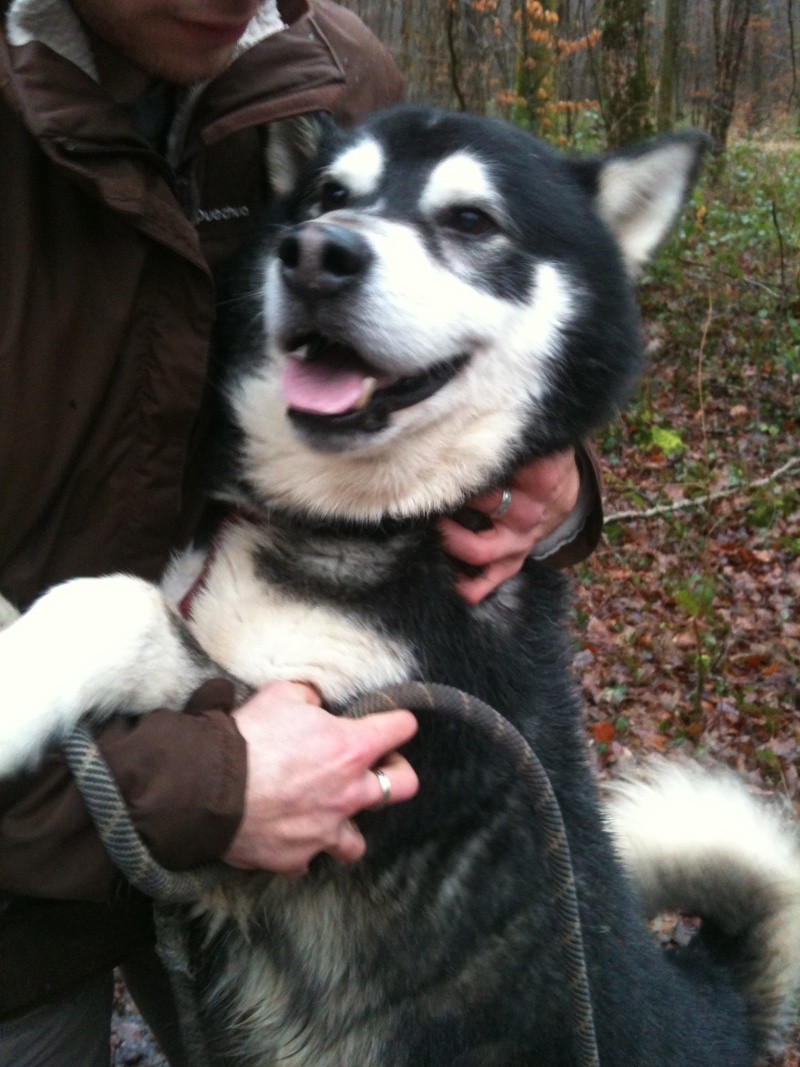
top-left (1, 106), bottom-right (799, 1065)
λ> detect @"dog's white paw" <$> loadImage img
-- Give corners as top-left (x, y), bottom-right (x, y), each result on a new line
top-left (0, 593), bottom-right (19, 632)
top-left (0, 574), bottom-right (205, 776)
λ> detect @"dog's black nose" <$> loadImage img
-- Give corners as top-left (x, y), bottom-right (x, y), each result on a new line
top-left (278, 223), bottom-right (373, 297)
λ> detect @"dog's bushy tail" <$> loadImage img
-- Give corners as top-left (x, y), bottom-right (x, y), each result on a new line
top-left (605, 760), bottom-right (800, 1052)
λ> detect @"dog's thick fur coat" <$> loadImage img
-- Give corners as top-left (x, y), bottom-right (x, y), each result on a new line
top-left (1, 107), bottom-right (799, 1065)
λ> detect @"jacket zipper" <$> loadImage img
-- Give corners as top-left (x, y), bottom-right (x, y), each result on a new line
top-left (56, 139), bottom-right (196, 219)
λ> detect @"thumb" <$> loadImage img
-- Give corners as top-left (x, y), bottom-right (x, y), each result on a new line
top-left (258, 680), bottom-right (323, 706)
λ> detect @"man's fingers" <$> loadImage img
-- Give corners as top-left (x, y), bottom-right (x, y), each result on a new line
top-left (514, 448), bottom-right (577, 498)
top-left (344, 709), bottom-right (418, 770)
top-left (442, 498), bottom-right (540, 539)
top-left (362, 752), bottom-right (419, 811)
top-left (439, 520), bottom-right (529, 568)
top-left (252, 679), bottom-right (323, 707)
top-left (464, 486), bottom-right (509, 515)
top-left (291, 681), bottom-right (324, 705)
top-left (282, 680), bottom-right (324, 706)
top-left (457, 450), bottom-right (579, 531)
top-left (438, 516), bottom-right (485, 563)
top-left (455, 559), bottom-right (525, 606)
top-left (327, 821), bottom-right (367, 864)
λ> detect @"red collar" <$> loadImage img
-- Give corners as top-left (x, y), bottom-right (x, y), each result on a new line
top-left (177, 507), bottom-right (262, 621)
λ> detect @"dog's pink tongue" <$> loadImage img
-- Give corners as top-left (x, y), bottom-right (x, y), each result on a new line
top-left (282, 356), bottom-right (367, 415)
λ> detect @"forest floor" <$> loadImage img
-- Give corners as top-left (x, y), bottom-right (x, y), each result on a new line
top-left (575, 132), bottom-right (800, 1062)
top-left (111, 133), bottom-right (800, 1064)
top-left (112, 977), bottom-right (167, 1066)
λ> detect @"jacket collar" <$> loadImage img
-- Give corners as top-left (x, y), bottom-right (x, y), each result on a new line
top-left (6, 0), bottom-right (287, 79)
top-left (1, 0), bottom-right (352, 177)
top-left (6, 0), bottom-right (97, 78)
top-left (5, 0), bottom-right (290, 163)
top-left (1, 0), bottom-right (347, 153)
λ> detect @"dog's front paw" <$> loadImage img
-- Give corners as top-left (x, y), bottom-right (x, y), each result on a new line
top-left (0, 574), bottom-right (201, 776)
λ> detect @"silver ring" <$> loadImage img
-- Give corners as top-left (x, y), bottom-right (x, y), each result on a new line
top-left (372, 767), bottom-right (392, 809)
top-left (490, 487), bottom-right (512, 518)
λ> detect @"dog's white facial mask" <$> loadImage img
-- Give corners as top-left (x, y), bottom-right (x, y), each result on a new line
top-left (232, 112), bottom-right (706, 522)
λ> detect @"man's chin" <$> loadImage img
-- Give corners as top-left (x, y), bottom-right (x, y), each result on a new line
top-left (136, 47), bottom-right (237, 88)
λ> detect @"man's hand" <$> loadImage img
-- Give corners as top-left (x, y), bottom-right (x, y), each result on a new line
top-left (223, 681), bottom-right (418, 876)
top-left (439, 449), bottom-right (581, 606)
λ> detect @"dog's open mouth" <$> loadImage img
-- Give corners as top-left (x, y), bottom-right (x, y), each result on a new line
top-left (281, 334), bottom-right (468, 433)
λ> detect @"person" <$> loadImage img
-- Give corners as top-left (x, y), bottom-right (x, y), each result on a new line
top-left (0, 1), bottom-right (602, 1064)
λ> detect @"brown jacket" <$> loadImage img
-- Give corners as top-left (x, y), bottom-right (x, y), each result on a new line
top-left (0, 0), bottom-right (402, 605)
top-left (0, 0), bottom-right (402, 1016)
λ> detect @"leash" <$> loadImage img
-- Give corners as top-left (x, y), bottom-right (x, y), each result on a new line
top-left (351, 684), bottom-right (600, 1067)
top-left (63, 682), bottom-right (600, 1067)
top-left (62, 725), bottom-right (225, 1067)
top-left (63, 725), bottom-right (228, 902)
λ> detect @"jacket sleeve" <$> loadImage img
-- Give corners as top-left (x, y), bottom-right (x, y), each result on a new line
top-left (0, 680), bottom-right (245, 904)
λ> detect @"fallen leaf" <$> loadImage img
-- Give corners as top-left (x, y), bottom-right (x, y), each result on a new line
top-left (592, 721), bottom-right (616, 745)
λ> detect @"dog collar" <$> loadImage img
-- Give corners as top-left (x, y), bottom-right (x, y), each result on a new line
top-left (177, 507), bottom-right (261, 621)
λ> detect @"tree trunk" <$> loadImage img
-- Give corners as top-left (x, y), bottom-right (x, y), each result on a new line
top-left (657, 0), bottom-right (687, 130)
top-left (786, 0), bottom-right (798, 119)
top-left (708, 0), bottom-right (755, 146)
top-left (599, 0), bottom-right (654, 146)
top-left (747, 4), bottom-right (765, 128)
top-left (444, 0), bottom-right (468, 110)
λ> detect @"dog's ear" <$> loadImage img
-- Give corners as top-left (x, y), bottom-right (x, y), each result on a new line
top-left (266, 112), bottom-right (341, 197)
top-left (568, 131), bottom-right (711, 278)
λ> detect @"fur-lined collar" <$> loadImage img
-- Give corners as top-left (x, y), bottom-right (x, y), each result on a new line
top-left (6, 0), bottom-right (98, 78)
top-left (6, 0), bottom-right (285, 78)
top-left (5, 0), bottom-right (286, 162)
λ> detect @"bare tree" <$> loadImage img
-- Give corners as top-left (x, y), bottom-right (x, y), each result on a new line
top-left (787, 0), bottom-right (798, 114)
top-left (657, 0), bottom-right (688, 129)
top-left (709, 0), bottom-right (756, 145)
top-left (339, 0), bottom-right (797, 145)
top-left (597, 0), bottom-right (654, 145)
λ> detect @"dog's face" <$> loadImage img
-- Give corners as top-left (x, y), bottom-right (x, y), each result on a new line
top-left (231, 107), bottom-right (706, 521)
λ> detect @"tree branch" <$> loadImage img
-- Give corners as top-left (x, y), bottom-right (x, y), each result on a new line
top-left (444, 0), bottom-right (468, 111)
top-left (605, 456), bottom-right (800, 523)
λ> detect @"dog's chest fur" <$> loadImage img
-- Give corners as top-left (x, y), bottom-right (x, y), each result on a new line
top-left (167, 514), bottom-right (569, 1065)
top-left (167, 521), bottom-right (423, 1060)
top-left (167, 518), bottom-right (417, 703)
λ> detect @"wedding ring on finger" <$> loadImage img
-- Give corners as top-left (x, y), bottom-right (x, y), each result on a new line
top-left (371, 767), bottom-right (392, 810)
top-left (490, 487), bottom-right (512, 519)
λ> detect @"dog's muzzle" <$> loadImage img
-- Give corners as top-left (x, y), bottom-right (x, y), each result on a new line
top-left (275, 221), bottom-right (469, 437)
top-left (278, 222), bottom-right (373, 299)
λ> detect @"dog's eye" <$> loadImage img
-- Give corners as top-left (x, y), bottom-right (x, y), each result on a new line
top-left (319, 180), bottom-right (350, 214)
top-left (440, 206), bottom-right (498, 237)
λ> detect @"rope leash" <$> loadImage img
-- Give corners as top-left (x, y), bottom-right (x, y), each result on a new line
top-left (64, 681), bottom-right (600, 1067)
top-left (62, 725), bottom-right (228, 902)
top-left (350, 683), bottom-right (600, 1067)
top-left (62, 725), bottom-right (223, 1067)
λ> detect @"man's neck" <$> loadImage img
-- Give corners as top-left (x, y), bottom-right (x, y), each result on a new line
top-left (84, 27), bottom-right (159, 103)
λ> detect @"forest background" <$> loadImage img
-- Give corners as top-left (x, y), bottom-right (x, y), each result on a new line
top-left (112, 1), bottom-right (799, 1062)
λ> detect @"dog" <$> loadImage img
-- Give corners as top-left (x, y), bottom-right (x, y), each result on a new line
top-left (2, 106), bottom-right (799, 1065)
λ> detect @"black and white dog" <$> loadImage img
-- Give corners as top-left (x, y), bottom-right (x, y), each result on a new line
top-left (2, 107), bottom-right (799, 1065)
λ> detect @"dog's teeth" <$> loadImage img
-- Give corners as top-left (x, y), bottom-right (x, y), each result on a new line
top-left (355, 377), bottom-right (377, 409)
